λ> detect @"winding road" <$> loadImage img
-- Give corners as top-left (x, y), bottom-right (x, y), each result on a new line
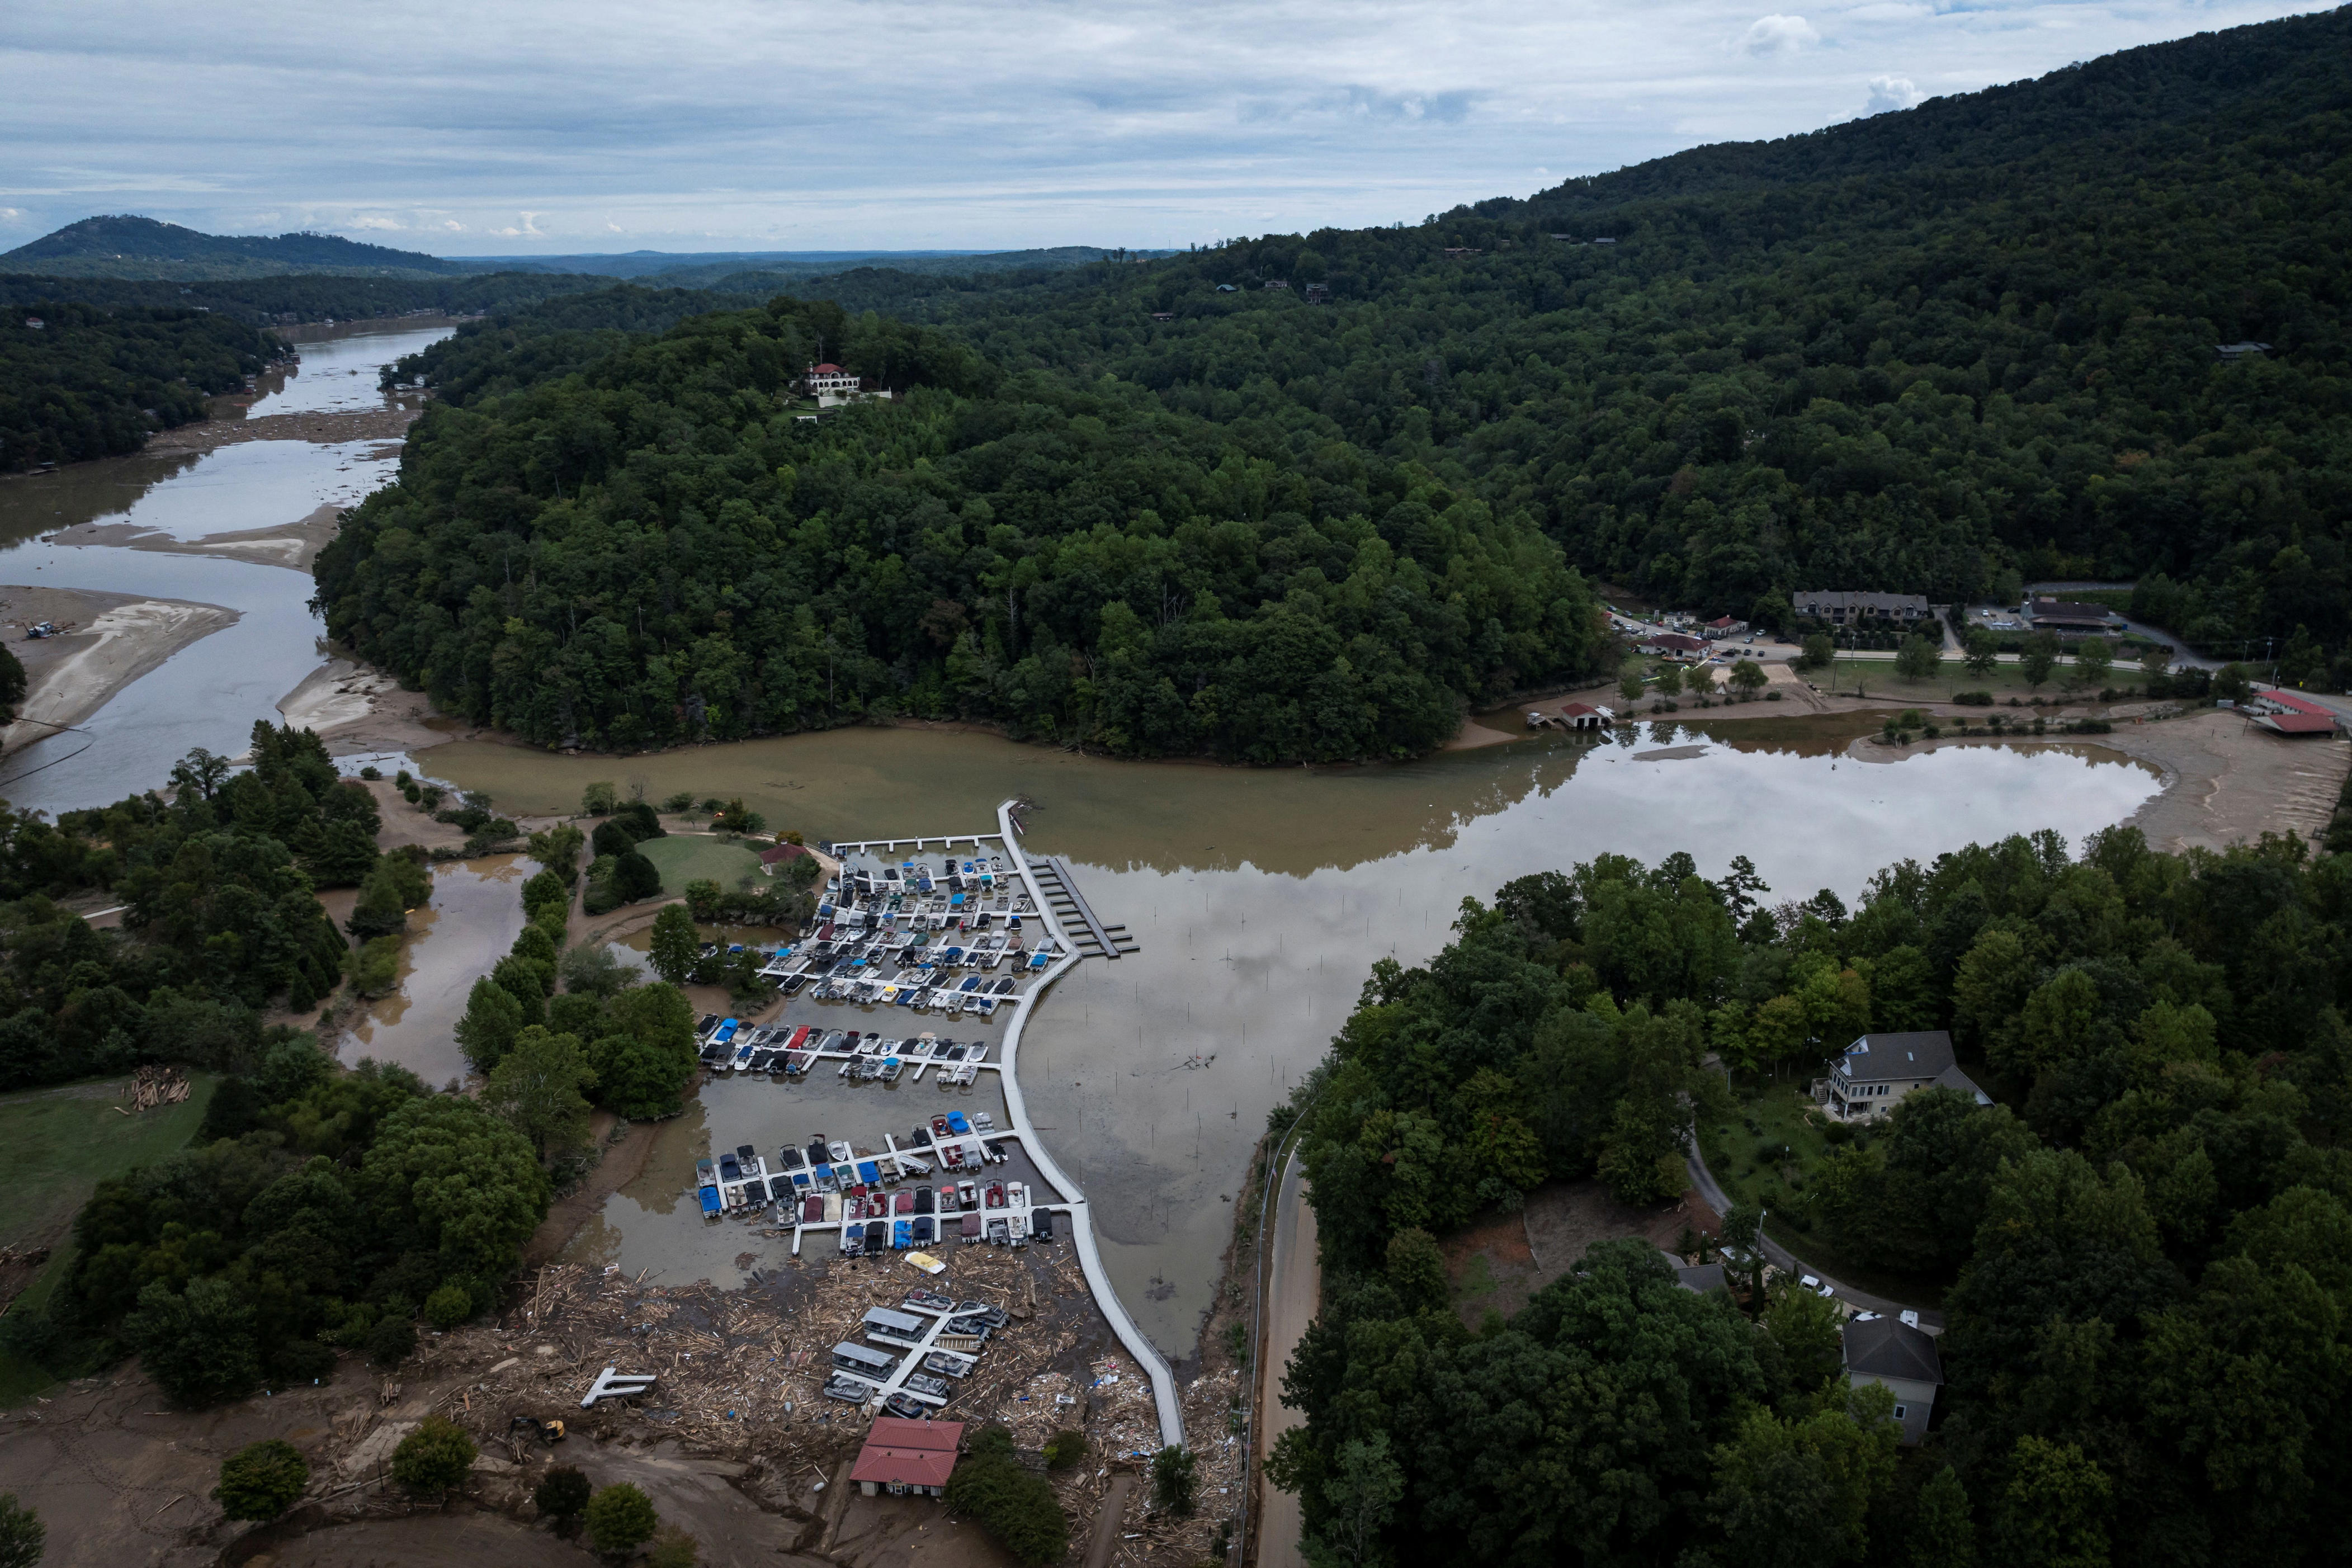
top-left (1255, 1147), bottom-right (1318, 1568)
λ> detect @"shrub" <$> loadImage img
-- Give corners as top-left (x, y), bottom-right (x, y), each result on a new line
top-left (390, 1415), bottom-right (476, 1495)
top-left (1151, 1444), bottom-right (1198, 1515)
top-left (582, 781), bottom-right (620, 816)
top-left (1952, 689), bottom-right (1993, 706)
top-left (585, 1482), bottom-right (659, 1556)
top-left (535, 1465), bottom-right (592, 1524)
top-left (365, 1315), bottom-right (418, 1367)
top-left (648, 1524), bottom-right (700, 1568)
top-left (1043, 1429), bottom-right (1086, 1470)
top-left (660, 791), bottom-right (696, 813)
top-left (423, 1283), bottom-right (471, 1329)
top-left (402, 782), bottom-right (422, 804)
top-left (215, 1439), bottom-right (310, 1520)
top-left (358, 765), bottom-right (382, 781)
top-left (0, 1495), bottom-right (42, 1568)
top-left (944, 1427), bottom-right (1068, 1567)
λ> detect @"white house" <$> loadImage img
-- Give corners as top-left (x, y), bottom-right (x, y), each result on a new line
top-left (1811, 1030), bottom-right (1989, 1123)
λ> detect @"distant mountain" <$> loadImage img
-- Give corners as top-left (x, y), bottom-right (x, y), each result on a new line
top-left (0, 216), bottom-right (484, 281)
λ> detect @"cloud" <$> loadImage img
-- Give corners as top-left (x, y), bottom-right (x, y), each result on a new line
top-left (0, 0), bottom-right (2329, 250)
top-left (1865, 74), bottom-right (1925, 113)
top-left (1742, 14), bottom-right (1820, 55)
top-left (350, 214), bottom-right (404, 230)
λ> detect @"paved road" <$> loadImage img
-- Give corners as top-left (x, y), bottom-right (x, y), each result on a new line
top-left (1257, 1149), bottom-right (1318, 1568)
top-left (1683, 1141), bottom-right (1944, 1330)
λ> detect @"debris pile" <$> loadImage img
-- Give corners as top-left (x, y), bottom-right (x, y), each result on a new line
top-left (119, 1065), bottom-right (190, 1112)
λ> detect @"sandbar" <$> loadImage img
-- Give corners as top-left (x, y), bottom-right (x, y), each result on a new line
top-left (0, 585), bottom-right (242, 753)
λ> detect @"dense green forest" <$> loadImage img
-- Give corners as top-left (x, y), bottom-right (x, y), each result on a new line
top-left (0, 302), bottom-right (286, 467)
top-left (317, 290), bottom-right (1609, 761)
top-left (317, 6), bottom-right (2352, 742)
top-left (0, 724), bottom-right (409, 1090)
top-left (1275, 824), bottom-right (2352, 1565)
top-left (0, 269), bottom-right (628, 327)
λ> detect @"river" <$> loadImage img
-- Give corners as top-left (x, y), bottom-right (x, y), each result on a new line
top-left (0, 320), bottom-right (452, 816)
top-left (0, 321), bottom-right (2170, 1358)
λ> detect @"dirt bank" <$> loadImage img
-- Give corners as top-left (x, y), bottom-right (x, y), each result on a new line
top-left (141, 400), bottom-right (421, 462)
top-left (0, 586), bottom-right (242, 754)
top-left (1852, 709), bottom-right (2349, 853)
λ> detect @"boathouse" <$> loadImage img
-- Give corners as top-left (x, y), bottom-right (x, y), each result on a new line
top-left (850, 1416), bottom-right (965, 1498)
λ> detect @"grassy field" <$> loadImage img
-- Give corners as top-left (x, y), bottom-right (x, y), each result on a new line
top-left (0, 1072), bottom-right (218, 1401)
top-left (1697, 1081), bottom-right (1945, 1307)
top-left (637, 833), bottom-right (766, 894)
top-left (1815, 656), bottom-right (2146, 704)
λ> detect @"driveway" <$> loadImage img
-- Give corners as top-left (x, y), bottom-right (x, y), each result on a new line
top-left (1683, 1142), bottom-right (1943, 1330)
top-left (1257, 1149), bottom-right (1319, 1568)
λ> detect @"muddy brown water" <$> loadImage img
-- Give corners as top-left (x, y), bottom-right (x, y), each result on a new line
top-left (417, 720), bottom-right (2161, 1353)
top-left (336, 855), bottom-right (530, 1088)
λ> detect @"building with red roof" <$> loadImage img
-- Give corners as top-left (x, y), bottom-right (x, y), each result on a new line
top-left (849, 1416), bottom-right (965, 1497)
top-left (805, 363), bottom-right (861, 397)
top-left (2247, 689), bottom-right (2342, 736)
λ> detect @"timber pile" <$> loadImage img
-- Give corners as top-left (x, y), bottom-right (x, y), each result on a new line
top-left (1101, 1366), bottom-right (1249, 1564)
top-left (119, 1065), bottom-right (189, 1112)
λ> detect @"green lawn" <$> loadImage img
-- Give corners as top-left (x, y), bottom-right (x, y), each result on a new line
top-left (1815, 657), bottom-right (2147, 704)
top-left (1698, 1081), bottom-right (1945, 1307)
top-left (637, 833), bottom-right (765, 894)
top-left (0, 1072), bottom-right (218, 1401)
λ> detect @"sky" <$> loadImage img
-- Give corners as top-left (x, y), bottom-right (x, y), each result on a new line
top-left (0, 0), bottom-right (2334, 256)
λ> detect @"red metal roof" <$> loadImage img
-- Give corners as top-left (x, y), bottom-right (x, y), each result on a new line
top-left (809, 362), bottom-right (845, 373)
top-left (849, 1417), bottom-right (965, 1488)
top-left (1560, 702), bottom-right (1603, 717)
top-left (2264, 690), bottom-right (2334, 717)
top-left (2257, 711), bottom-right (2337, 734)
top-left (761, 842), bottom-right (811, 863)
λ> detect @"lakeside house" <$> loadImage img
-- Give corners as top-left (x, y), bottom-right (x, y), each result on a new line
top-left (2217, 341), bottom-right (2271, 358)
top-left (850, 1416), bottom-right (965, 1498)
top-left (1811, 1031), bottom-right (1989, 1123)
top-left (1528, 701), bottom-right (1614, 731)
top-left (1844, 1317), bottom-right (1943, 1444)
top-left (805, 363), bottom-right (859, 396)
top-left (1793, 591), bottom-right (1931, 625)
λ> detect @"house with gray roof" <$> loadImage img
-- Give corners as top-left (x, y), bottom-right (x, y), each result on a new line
top-left (1793, 590), bottom-right (1931, 625)
top-left (1844, 1316), bottom-right (1943, 1444)
top-left (1811, 1030), bottom-right (1990, 1123)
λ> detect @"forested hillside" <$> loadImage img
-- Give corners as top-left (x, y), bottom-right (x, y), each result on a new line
top-left (1278, 825), bottom-right (2352, 1565)
top-left (0, 216), bottom-right (475, 281)
top-left (0, 268), bottom-right (620, 327)
top-left (317, 292), bottom-right (1610, 761)
top-left (0, 302), bottom-right (286, 467)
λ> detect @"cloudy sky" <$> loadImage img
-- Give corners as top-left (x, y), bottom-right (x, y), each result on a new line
top-left (0, 0), bottom-right (2331, 256)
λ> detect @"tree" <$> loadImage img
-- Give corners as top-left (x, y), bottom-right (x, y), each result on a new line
top-left (215, 1439), bottom-right (309, 1521)
top-left (2072, 637), bottom-right (2113, 692)
top-left (1685, 663), bottom-right (1716, 700)
top-left (535, 1465), bottom-right (592, 1528)
top-left (125, 1277), bottom-right (259, 1406)
top-left (1797, 633), bottom-right (1835, 672)
top-left (0, 1495), bottom-right (41, 1568)
top-left (454, 976), bottom-right (525, 1074)
top-left (168, 746), bottom-right (233, 802)
top-left (615, 850), bottom-right (662, 904)
top-left (581, 781), bottom-right (620, 816)
top-left (1043, 1430), bottom-right (1086, 1469)
top-left (358, 1095), bottom-right (550, 1282)
top-left (390, 1415), bottom-right (476, 1496)
top-left (2215, 662), bottom-right (2253, 702)
top-left (423, 1282), bottom-right (472, 1328)
top-left (585, 1483), bottom-right (659, 1556)
top-left (1909, 1465), bottom-right (1977, 1568)
top-left (367, 1316), bottom-right (418, 1366)
top-left (1315, 1432), bottom-right (1405, 1567)
top-left (1729, 659), bottom-right (1768, 698)
top-left (1652, 662), bottom-right (1683, 699)
top-left (2138, 643), bottom-right (2170, 683)
top-left (649, 903), bottom-right (699, 985)
top-left (1618, 668), bottom-right (1647, 709)
top-left (1151, 1444), bottom-right (1198, 1515)
top-left (560, 942), bottom-right (638, 998)
top-left (1897, 635), bottom-right (1942, 681)
top-left (527, 823), bottom-right (585, 886)
top-left (1994, 1436), bottom-right (2110, 1568)
top-left (1964, 628), bottom-right (2000, 678)
top-left (1383, 1227), bottom-right (1450, 1313)
top-left (0, 646), bottom-right (25, 729)
top-left (944, 1427), bottom-right (1068, 1566)
top-left (2021, 632), bottom-right (2060, 691)
top-left (483, 1026), bottom-right (597, 1166)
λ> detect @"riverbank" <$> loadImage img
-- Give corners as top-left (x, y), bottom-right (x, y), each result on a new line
top-left (0, 585), bottom-right (241, 757)
top-left (46, 499), bottom-right (348, 573)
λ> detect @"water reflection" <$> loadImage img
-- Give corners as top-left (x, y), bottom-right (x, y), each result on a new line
top-left (428, 723), bottom-right (2162, 1352)
top-left (337, 856), bottom-right (528, 1088)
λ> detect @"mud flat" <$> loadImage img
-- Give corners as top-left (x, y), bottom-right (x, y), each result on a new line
top-left (48, 500), bottom-right (348, 573)
top-left (1852, 709), bottom-right (2349, 853)
top-left (0, 585), bottom-right (240, 756)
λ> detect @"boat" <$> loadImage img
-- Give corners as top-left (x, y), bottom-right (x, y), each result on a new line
top-left (923, 1350), bottom-right (973, 1378)
top-left (878, 1057), bottom-right (903, 1083)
